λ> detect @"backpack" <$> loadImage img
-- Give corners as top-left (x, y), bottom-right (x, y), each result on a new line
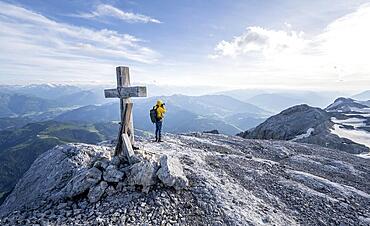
top-left (150, 106), bottom-right (157, 123)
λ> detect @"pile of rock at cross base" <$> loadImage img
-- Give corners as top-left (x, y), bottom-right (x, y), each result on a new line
top-left (0, 142), bottom-right (189, 225)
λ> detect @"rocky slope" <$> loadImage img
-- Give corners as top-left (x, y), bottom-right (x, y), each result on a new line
top-left (238, 104), bottom-right (369, 154)
top-left (0, 133), bottom-right (369, 225)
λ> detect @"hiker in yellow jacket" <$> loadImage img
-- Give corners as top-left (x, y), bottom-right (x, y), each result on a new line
top-left (155, 100), bottom-right (166, 142)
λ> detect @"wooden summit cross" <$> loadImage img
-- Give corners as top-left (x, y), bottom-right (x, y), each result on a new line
top-left (104, 66), bottom-right (147, 161)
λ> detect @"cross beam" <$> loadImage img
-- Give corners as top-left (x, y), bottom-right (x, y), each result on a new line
top-left (104, 87), bottom-right (147, 98)
top-left (104, 66), bottom-right (147, 162)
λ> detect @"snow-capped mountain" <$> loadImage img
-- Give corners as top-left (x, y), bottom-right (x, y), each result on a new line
top-left (239, 98), bottom-right (370, 158)
top-left (326, 98), bottom-right (370, 158)
top-left (325, 97), bottom-right (370, 113)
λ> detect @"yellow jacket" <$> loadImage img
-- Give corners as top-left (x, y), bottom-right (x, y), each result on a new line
top-left (155, 100), bottom-right (166, 120)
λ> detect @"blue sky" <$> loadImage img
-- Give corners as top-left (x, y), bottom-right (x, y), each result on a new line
top-left (0, 0), bottom-right (369, 91)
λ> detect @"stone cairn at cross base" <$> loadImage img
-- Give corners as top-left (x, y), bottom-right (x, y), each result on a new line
top-left (104, 66), bottom-right (147, 163)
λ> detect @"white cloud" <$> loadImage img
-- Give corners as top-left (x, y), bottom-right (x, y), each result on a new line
top-left (209, 3), bottom-right (370, 90)
top-left (0, 1), bottom-right (160, 84)
top-left (211, 26), bottom-right (306, 58)
top-left (77, 4), bottom-right (161, 24)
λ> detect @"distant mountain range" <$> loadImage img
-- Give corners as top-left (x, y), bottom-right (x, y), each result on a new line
top-left (54, 94), bottom-right (270, 135)
top-left (218, 89), bottom-right (345, 113)
top-left (0, 93), bottom-right (57, 117)
top-left (0, 84), bottom-right (81, 100)
top-left (239, 97), bottom-right (370, 157)
top-left (352, 90), bottom-right (370, 101)
top-left (0, 85), bottom-right (112, 118)
top-left (0, 85), bottom-right (271, 135)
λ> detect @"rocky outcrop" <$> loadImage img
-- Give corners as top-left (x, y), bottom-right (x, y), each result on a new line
top-left (239, 104), bottom-right (330, 140)
top-left (239, 104), bottom-right (369, 154)
top-left (0, 133), bottom-right (369, 225)
top-left (0, 142), bottom-right (189, 218)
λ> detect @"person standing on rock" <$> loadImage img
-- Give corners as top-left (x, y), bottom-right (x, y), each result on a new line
top-left (153, 99), bottom-right (166, 142)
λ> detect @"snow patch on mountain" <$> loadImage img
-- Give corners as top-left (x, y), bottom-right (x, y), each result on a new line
top-left (288, 170), bottom-right (370, 199)
top-left (350, 107), bottom-right (370, 113)
top-left (330, 124), bottom-right (370, 148)
top-left (290, 128), bottom-right (314, 141)
top-left (331, 117), bottom-right (367, 128)
top-left (357, 152), bottom-right (370, 159)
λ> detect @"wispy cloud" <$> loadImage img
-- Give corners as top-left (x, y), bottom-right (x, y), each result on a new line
top-left (0, 1), bottom-right (160, 84)
top-left (76, 4), bottom-right (161, 24)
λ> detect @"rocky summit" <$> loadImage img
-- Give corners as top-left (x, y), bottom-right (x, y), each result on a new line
top-left (0, 133), bottom-right (369, 225)
top-left (239, 104), bottom-right (369, 154)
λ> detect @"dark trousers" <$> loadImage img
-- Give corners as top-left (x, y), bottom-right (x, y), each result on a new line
top-left (155, 121), bottom-right (163, 140)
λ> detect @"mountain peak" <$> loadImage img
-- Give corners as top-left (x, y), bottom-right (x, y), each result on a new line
top-left (326, 97), bottom-right (368, 112)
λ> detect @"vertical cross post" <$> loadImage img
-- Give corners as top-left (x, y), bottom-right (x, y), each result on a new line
top-left (104, 66), bottom-right (147, 161)
top-left (116, 66), bottom-right (134, 143)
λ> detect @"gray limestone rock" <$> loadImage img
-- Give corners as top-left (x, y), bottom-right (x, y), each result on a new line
top-left (103, 165), bottom-right (124, 183)
top-left (88, 181), bottom-right (108, 203)
top-left (63, 167), bottom-right (102, 198)
top-left (0, 144), bottom-right (112, 216)
top-left (93, 160), bottom-right (109, 171)
top-left (126, 160), bottom-right (159, 192)
top-left (156, 155), bottom-right (189, 190)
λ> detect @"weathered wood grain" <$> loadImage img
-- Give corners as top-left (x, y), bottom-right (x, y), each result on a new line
top-left (121, 133), bottom-right (135, 164)
top-left (104, 86), bottom-right (147, 98)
